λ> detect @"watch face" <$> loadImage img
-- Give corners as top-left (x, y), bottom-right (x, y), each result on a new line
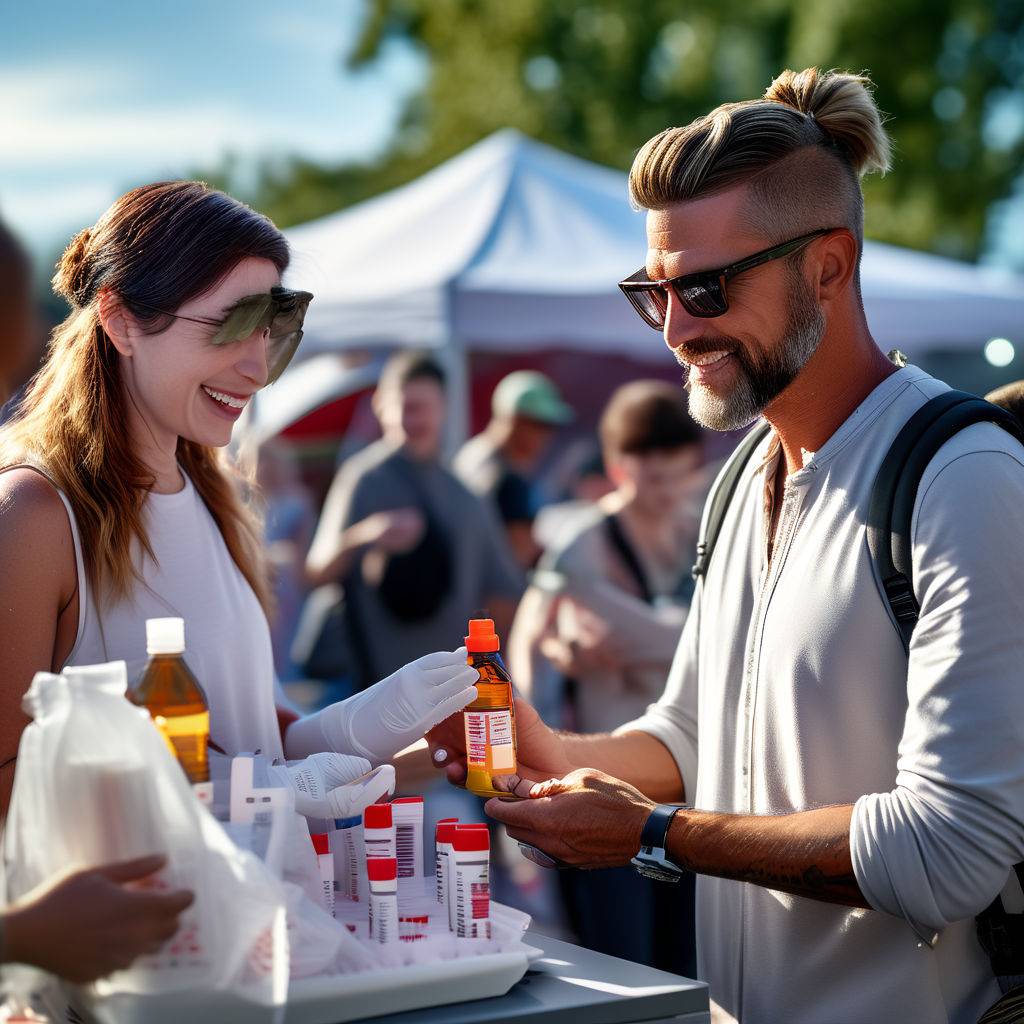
top-left (631, 852), bottom-right (683, 883)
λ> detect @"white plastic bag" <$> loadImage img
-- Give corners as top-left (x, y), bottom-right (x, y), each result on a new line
top-left (3, 664), bottom-right (289, 1009)
top-left (226, 754), bottom-right (378, 978)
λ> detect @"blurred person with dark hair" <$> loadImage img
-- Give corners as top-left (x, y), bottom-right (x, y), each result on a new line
top-left (511, 381), bottom-right (705, 733)
top-left (506, 380), bottom-right (704, 974)
top-left (0, 217), bottom-right (37, 416)
top-left (455, 370), bottom-right (573, 568)
top-left (307, 350), bottom-right (524, 692)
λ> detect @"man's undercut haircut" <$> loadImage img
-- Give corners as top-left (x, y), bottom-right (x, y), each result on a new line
top-left (380, 350), bottom-right (447, 394)
top-left (601, 380), bottom-right (703, 457)
top-left (629, 68), bottom-right (892, 285)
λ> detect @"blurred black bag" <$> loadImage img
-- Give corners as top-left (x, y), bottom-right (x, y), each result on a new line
top-left (377, 465), bottom-right (454, 622)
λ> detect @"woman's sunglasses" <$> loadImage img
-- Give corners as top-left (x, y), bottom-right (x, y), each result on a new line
top-left (618, 228), bottom-right (839, 329)
top-left (133, 286), bottom-right (313, 385)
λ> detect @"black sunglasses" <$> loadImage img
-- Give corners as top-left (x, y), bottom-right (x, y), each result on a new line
top-left (618, 228), bottom-right (840, 329)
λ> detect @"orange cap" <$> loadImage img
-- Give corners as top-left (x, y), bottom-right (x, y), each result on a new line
top-left (465, 618), bottom-right (500, 653)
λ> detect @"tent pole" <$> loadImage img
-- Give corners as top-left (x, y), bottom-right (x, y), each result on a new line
top-left (438, 338), bottom-right (469, 461)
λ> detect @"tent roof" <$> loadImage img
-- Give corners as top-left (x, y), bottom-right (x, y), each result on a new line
top-left (285, 129), bottom-right (1024, 360)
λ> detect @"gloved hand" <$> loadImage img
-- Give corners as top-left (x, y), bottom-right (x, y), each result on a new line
top-left (286, 649), bottom-right (478, 764)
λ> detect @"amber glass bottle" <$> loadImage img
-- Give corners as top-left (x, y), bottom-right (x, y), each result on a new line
top-left (128, 617), bottom-right (210, 785)
top-left (462, 618), bottom-right (518, 798)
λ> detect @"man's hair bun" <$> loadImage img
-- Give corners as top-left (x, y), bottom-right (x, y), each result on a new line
top-left (764, 67), bottom-right (891, 177)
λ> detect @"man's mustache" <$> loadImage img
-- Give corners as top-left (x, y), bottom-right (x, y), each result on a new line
top-left (673, 336), bottom-right (746, 367)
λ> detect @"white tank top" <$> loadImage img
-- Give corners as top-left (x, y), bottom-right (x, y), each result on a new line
top-left (13, 465), bottom-right (283, 760)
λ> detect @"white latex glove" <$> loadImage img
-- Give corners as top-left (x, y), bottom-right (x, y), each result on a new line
top-left (286, 649), bottom-right (478, 764)
top-left (268, 756), bottom-right (395, 820)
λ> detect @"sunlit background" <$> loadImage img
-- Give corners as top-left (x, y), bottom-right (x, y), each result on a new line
top-left (3, 0), bottom-right (1024, 409)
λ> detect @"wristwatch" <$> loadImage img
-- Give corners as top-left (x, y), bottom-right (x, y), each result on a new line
top-left (631, 803), bottom-right (689, 882)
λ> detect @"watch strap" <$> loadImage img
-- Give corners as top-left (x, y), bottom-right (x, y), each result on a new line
top-left (640, 803), bottom-right (687, 851)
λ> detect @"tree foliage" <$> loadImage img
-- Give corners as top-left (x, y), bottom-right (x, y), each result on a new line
top-left (223, 0), bottom-right (1024, 259)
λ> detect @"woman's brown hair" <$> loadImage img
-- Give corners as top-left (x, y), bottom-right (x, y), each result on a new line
top-left (0, 181), bottom-right (287, 613)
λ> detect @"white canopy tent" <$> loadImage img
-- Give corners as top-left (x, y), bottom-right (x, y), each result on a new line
top-left (283, 129), bottom-right (1024, 442)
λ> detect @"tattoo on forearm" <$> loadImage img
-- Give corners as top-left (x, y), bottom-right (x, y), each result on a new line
top-left (670, 807), bottom-right (870, 909)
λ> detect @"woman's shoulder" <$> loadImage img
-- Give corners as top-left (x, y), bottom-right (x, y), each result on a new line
top-left (0, 467), bottom-right (77, 575)
top-left (0, 465), bottom-right (71, 523)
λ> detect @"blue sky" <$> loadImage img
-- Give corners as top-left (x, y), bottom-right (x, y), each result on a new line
top-left (0, 0), bottom-right (425, 260)
top-left (2, 4), bottom-right (1022, 271)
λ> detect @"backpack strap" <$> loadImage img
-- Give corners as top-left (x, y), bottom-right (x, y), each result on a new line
top-left (867, 390), bottom-right (1024, 653)
top-left (692, 421), bottom-right (773, 581)
top-left (866, 391), bottom-right (1024, 985)
top-left (605, 514), bottom-right (655, 605)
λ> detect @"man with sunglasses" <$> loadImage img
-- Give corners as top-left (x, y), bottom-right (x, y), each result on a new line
top-left (432, 69), bottom-right (1024, 1023)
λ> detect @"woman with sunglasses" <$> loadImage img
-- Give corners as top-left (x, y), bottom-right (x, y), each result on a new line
top-left (0, 181), bottom-right (478, 813)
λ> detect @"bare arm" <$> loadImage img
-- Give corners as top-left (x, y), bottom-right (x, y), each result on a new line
top-left (487, 767), bottom-right (867, 910)
top-left (304, 520), bottom-right (372, 588)
top-left (561, 729), bottom-right (684, 803)
top-left (0, 469), bottom-right (78, 814)
top-left (667, 803), bottom-right (867, 908)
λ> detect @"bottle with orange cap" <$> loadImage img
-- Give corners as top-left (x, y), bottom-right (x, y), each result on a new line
top-left (462, 618), bottom-right (518, 798)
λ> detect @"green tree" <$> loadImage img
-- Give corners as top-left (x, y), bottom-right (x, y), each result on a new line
top-left (346, 0), bottom-right (1024, 259)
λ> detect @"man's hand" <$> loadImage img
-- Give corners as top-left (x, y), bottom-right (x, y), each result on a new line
top-left (426, 693), bottom-right (572, 790)
top-left (484, 767), bottom-right (655, 869)
top-left (3, 855), bottom-right (194, 983)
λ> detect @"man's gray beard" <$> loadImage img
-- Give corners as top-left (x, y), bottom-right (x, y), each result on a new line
top-left (686, 275), bottom-right (826, 432)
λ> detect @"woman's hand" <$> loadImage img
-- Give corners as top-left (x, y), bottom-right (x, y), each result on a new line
top-left (427, 692), bottom-right (573, 791)
top-left (287, 649), bottom-right (479, 764)
top-left (3, 855), bottom-right (193, 983)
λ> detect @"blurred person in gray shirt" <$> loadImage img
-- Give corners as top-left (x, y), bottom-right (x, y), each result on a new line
top-left (307, 351), bottom-right (524, 689)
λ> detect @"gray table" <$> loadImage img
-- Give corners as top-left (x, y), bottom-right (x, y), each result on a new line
top-left (358, 931), bottom-right (709, 1024)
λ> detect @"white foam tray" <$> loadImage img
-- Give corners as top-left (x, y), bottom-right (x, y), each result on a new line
top-left (58, 949), bottom-right (531, 1024)
top-left (284, 946), bottom-right (534, 1023)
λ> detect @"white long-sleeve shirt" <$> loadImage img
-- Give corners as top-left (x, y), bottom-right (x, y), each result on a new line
top-left (619, 366), bottom-right (1024, 1024)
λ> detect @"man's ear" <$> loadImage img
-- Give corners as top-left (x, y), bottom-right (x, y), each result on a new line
top-left (97, 288), bottom-right (133, 357)
top-left (815, 230), bottom-right (858, 304)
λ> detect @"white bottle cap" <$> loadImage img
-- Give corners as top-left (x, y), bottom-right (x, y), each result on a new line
top-left (146, 617), bottom-right (185, 655)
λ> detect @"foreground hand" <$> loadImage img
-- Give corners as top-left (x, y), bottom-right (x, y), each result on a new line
top-left (484, 767), bottom-right (655, 869)
top-left (3, 855), bottom-right (193, 983)
top-left (317, 648), bottom-right (479, 764)
top-left (427, 692), bottom-right (572, 790)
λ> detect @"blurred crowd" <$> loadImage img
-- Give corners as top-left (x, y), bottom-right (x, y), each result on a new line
top-left (260, 344), bottom-right (711, 973)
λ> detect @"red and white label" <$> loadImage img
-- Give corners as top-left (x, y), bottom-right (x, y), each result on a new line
top-left (464, 710), bottom-right (515, 773)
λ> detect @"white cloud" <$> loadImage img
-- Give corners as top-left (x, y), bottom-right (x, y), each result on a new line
top-left (0, 99), bottom-right (273, 170)
top-left (0, 62), bottom-right (133, 113)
